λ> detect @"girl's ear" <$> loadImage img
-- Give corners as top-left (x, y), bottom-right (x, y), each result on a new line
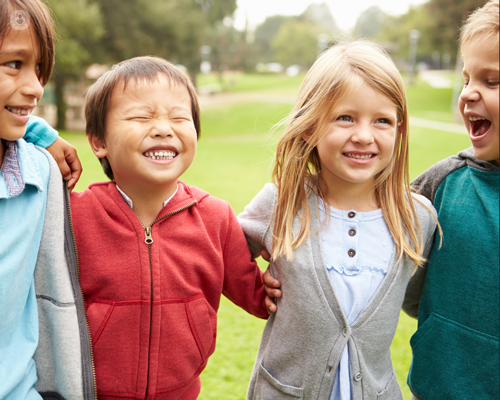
top-left (398, 122), bottom-right (403, 134)
top-left (301, 128), bottom-right (314, 144)
top-left (88, 133), bottom-right (108, 158)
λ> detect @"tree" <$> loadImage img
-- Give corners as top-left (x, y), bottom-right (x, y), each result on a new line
top-left (424, 0), bottom-right (486, 57)
top-left (353, 6), bottom-right (385, 39)
top-left (92, 0), bottom-right (236, 84)
top-left (271, 20), bottom-right (325, 68)
top-left (254, 15), bottom-right (293, 63)
top-left (46, 0), bottom-right (104, 130)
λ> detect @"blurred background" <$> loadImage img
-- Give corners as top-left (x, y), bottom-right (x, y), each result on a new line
top-left (36, 0), bottom-right (481, 398)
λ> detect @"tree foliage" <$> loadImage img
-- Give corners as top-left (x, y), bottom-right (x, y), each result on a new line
top-left (272, 20), bottom-right (325, 68)
top-left (353, 6), bottom-right (385, 39)
top-left (45, 0), bottom-right (104, 129)
top-left (254, 15), bottom-right (292, 63)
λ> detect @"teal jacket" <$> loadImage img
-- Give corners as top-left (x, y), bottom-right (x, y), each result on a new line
top-left (404, 148), bottom-right (499, 399)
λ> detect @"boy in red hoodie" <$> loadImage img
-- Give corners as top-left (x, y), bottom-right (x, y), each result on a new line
top-left (36, 56), bottom-right (270, 399)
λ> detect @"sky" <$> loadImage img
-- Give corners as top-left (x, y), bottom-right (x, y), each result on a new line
top-left (233, 0), bottom-right (430, 32)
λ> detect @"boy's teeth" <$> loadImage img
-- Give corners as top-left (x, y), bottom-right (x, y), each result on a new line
top-left (6, 106), bottom-right (30, 115)
top-left (144, 150), bottom-right (176, 160)
top-left (345, 153), bottom-right (373, 159)
top-left (468, 116), bottom-right (485, 122)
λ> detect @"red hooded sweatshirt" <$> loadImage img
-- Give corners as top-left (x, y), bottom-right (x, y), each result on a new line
top-left (70, 181), bottom-right (268, 399)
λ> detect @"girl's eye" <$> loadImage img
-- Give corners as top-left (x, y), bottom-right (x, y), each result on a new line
top-left (463, 80), bottom-right (469, 87)
top-left (337, 115), bottom-right (352, 122)
top-left (377, 118), bottom-right (392, 124)
top-left (487, 81), bottom-right (499, 87)
top-left (5, 61), bottom-right (21, 69)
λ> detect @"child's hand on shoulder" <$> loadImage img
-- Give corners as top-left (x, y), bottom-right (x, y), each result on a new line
top-left (47, 137), bottom-right (82, 190)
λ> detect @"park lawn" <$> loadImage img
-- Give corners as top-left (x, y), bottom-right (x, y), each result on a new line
top-left (61, 78), bottom-right (471, 400)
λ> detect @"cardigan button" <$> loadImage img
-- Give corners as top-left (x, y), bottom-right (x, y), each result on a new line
top-left (348, 212), bottom-right (356, 218)
top-left (348, 249), bottom-right (356, 257)
top-left (354, 373), bottom-right (362, 381)
top-left (348, 229), bottom-right (356, 236)
top-left (342, 328), bottom-right (348, 336)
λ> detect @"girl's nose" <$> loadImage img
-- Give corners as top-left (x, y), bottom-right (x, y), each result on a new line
top-left (352, 123), bottom-right (374, 144)
top-left (20, 70), bottom-right (44, 101)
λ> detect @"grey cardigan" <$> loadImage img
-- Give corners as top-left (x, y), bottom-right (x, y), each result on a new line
top-left (33, 148), bottom-right (95, 399)
top-left (238, 183), bottom-right (437, 400)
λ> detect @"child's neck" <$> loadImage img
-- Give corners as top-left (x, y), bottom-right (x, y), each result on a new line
top-left (116, 180), bottom-right (177, 227)
top-left (319, 177), bottom-right (379, 212)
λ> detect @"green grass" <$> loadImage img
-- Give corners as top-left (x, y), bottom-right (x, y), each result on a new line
top-left (61, 74), bottom-right (471, 400)
top-left (198, 72), bottom-right (305, 95)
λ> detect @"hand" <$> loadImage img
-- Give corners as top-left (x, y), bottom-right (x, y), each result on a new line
top-left (263, 266), bottom-right (282, 314)
top-left (46, 137), bottom-right (82, 190)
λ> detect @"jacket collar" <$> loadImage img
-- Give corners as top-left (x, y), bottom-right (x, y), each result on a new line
top-left (0, 139), bottom-right (45, 199)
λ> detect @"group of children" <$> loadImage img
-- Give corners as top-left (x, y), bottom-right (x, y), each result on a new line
top-left (0, 0), bottom-right (497, 399)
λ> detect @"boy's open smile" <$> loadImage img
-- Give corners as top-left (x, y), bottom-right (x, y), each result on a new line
top-left (467, 112), bottom-right (492, 139)
top-left (143, 146), bottom-right (177, 161)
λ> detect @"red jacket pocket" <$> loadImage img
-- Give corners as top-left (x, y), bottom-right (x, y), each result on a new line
top-left (156, 295), bottom-right (216, 391)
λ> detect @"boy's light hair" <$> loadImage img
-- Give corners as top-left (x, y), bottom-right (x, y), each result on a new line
top-left (272, 40), bottom-right (427, 266)
top-left (460, 0), bottom-right (499, 56)
top-left (85, 56), bottom-right (201, 181)
top-left (0, 0), bottom-right (55, 85)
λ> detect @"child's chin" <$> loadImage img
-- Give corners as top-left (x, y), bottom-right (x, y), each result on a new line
top-left (472, 145), bottom-right (499, 162)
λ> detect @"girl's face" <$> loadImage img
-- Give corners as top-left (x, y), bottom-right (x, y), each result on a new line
top-left (314, 82), bottom-right (399, 193)
top-left (0, 25), bottom-right (43, 141)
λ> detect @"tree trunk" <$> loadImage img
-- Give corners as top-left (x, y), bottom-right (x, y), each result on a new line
top-left (54, 70), bottom-right (67, 131)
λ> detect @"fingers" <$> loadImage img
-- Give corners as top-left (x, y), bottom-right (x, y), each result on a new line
top-left (46, 137), bottom-right (82, 189)
top-left (265, 295), bottom-right (277, 314)
top-left (263, 267), bottom-right (282, 299)
top-left (263, 268), bottom-right (281, 290)
top-left (65, 149), bottom-right (83, 190)
top-left (260, 249), bottom-right (271, 262)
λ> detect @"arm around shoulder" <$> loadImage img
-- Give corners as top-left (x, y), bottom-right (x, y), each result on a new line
top-left (222, 201), bottom-right (269, 319)
top-left (237, 183), bottom-right (277, 259)
top-left (403, 193), bottom-right (438, 318)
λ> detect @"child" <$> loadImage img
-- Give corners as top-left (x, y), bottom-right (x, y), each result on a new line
top-left (30, 56), bottom-right (271, 399)
top-left (238, 40), bottom-right (438, 399)
top-left (0, 1), bottom-right (90, 399)
top-left (404, 1), bottom-right (499, 399)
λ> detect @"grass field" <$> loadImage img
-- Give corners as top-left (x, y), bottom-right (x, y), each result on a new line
top-left (61, 73), bottom-right (471, 399)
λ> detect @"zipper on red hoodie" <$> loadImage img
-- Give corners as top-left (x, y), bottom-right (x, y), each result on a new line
top-left (132, 201), bottom-right (196, 399)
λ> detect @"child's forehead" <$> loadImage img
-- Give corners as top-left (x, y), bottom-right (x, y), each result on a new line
top-left (108, 74), bottom-right (191, 110)
top-left (463, 33), bottom-right (499, 59)
top-left (117, 74), bottom-right (186, 95)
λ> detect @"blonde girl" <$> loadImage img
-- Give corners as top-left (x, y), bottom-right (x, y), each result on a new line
top-left (238, 41), bottom-right (438, 400)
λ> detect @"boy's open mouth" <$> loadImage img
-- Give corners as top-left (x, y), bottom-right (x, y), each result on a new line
top-left (344, 153), bottom-right (374, 159)
top-left (469, 116), bottom-right (491, 137)
top-left (143, 150), bottom-right (177, 160)
top-left (5, 106), bottom-right (31, 116)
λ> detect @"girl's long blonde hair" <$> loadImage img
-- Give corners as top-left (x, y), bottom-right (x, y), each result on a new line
top-left (272, 40), bottom-right (427, 265)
